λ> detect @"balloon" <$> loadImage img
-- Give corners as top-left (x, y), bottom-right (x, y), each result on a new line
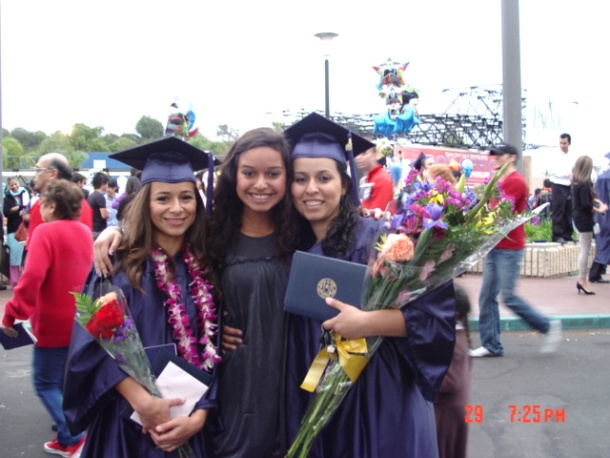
top-left (461, 159), bottom-right (474, 178)
top-left (393, 106), bottom-right (419, 135)
top-left (373, 59), bottom-right (421, 138)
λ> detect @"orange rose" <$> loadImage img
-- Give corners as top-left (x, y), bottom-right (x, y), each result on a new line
top-left (382, 234), bottom-right (415, 262)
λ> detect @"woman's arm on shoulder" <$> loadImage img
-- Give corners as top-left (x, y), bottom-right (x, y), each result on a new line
top-left (94, 226), bottom-right (123, 276)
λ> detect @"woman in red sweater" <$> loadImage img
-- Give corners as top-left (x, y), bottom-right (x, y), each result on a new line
top-left (1, 179), bottom-right (93, 457)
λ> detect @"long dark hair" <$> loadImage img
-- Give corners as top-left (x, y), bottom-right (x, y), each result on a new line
top-left (207, 128), bottom-right (295, 271)
top-left (291, 159), bottom-right (359, 258)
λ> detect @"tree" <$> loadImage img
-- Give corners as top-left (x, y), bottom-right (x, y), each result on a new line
top-left (70, 123), bottom-right (105, 152)
top-left (2, 137), bottom-right (35, 169)
top-left (108, 136), bottom-right (138, 152)
top-left (136, 116), bottom-right (164, 140)
top-left (38, 131), bottom-right (73, 154)
top-left (189, 134), bottom-right (231, 157)
top-left (10, 127), bottom-right (47, 152)
top-left (216, 124), bottom-right (239, 142)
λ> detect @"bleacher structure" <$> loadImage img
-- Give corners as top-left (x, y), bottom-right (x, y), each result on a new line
top-left (282, 84), bottom-right (530, 151)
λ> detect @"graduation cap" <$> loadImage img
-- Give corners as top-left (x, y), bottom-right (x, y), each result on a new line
top-left (411, 152), bottom-right (426, 171)
top-left (286, 112), bottom-right (375, 163)
top-left (285, 112), bottom-right (375, 206)
top-left (110, 136), bottom-right (215, 214)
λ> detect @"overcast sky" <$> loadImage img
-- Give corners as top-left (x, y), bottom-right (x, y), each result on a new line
top-left (1, 0), bottom-right (608, 159)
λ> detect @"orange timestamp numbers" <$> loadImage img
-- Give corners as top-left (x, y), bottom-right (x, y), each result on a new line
top-left (465, 404), bottom-right (566, 423)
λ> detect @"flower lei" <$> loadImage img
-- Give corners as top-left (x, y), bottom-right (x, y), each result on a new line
top-left (152, 245), bottom-right (221, 371)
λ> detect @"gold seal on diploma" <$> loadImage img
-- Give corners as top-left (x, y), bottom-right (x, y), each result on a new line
top-left (317, 278), bottom-right (337, 299)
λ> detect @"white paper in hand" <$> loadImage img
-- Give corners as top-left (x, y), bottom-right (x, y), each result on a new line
top-left (130, 361), bottom-right (209, 425)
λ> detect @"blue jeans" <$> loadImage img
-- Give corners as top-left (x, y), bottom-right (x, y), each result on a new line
top-left (33, 346), bottom-right (84, 446)
top-left (478, 248), bottom-right (550, 355)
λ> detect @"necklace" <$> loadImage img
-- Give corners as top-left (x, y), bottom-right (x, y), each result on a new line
top-left (152, 246), bottom-right (221, 371)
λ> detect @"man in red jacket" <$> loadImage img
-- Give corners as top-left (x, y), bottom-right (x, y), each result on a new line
top-left (470, 143), bottom-right (562, 357)
top-left (24, 153), bottom-right (93, 256)
top-left (355, 145), bottom-right (394, 211)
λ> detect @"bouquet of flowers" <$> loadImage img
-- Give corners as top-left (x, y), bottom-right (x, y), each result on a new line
top-left (287, 164), bottom-right (546, 457)
top-left (73, 286), bottom-right (160, 397)
top-left (73, 283), bottom-right (194, 457)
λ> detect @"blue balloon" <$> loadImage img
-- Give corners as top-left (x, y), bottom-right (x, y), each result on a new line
top-left (393, 105), bottom-right (420, 135)
top-left (461, 159), bottom-right (473, 178)
top-left (373, 112), bottom-right (396, 138)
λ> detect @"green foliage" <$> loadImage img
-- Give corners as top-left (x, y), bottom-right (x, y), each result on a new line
top-left (216, 124), bottom-right (239, 142)
top-left (189, 134), bottom-right (232, 157)
top-left (10, 127), bottom-right (46, 152)
top-left (2, 137), bottom-right (34, 169)
top-left (2, 118), bottom-right (236, 170)
top-left (135, 116), bottom-right (164, 140)
top-left (524, 218), bottom-right (552, 242)
top-left (525, 218), bottom-right (577, 243)
top-left (107, 136), bottom-right (138, 152)
top-left (38, 131), bottom-right (73, 154)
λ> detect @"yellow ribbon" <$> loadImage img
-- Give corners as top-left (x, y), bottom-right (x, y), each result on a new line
top-left (300, 332), bottom-right (369, 392)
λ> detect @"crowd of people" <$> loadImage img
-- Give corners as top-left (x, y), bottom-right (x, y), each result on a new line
top-left (0, 122), bottom-right (608, 458)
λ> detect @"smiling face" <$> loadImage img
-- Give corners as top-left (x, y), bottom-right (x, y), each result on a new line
top-left (291, 157), bottom-right (347, 241)
top-left (149, 181), bottom-right (197, 252)
top-left (235, 146), bottom-right (287, 218)
top-left (8, 179), bottom-right (20, 193)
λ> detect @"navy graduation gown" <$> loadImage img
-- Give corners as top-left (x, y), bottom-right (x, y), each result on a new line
top-left (64, 254), bottom-right (220, 458)
top-left (594, 170), bottom-right (610, 264)
top-left (285, 217), bottom-right (456, 458)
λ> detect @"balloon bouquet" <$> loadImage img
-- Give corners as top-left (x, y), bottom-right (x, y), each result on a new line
top-left (372, 59), bottom-right (420, 139)
top-left (165, 99), bottom-right (199, 139)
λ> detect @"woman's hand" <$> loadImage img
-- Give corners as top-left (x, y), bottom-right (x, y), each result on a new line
top-left (359, 207), bottom-right (389, 220)
top-left (323, 298), bottom-right (407, 339)
top-left (115, 377), bottom-right (185, 434)
top-left (222, 323), bottom-right (243, 352)
top-left (322, 298), bottom-right (369, 340)
top-left (137, 396), bottom-right (186, 434)
top-left (150, 409), bottom-right (207, 452)
top-left (93, 227), bottom-right (123, 276)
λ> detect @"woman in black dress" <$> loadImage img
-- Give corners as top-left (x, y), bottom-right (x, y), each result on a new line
top-left (571, 155), bottom-right (608, 294)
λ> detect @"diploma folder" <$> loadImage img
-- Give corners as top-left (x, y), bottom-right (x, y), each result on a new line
top-left (0, 322), bottom-right (37, 350)
top-left (284, 251), bottom-right (368, 322)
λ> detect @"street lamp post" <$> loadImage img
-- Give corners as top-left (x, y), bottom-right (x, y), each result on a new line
top-left (314, 32), bottom-right (338, 119)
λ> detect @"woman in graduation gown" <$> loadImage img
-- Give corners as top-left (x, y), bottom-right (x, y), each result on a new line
top-left (64, 138), bottom-right (222, 457)
top-left (283, 114), bottom-right (456, 458)
top-left (89, 129), bottom-right (296, 457)
top-left (205, 128), bottom-right (295, 457)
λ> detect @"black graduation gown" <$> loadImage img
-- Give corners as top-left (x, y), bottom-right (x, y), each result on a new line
top-left (594, 170), bottom-right (610, 264)
top-left (211, 233), bottom-right (290, 458)
top-left (285, 217), bottom-right (456, 458)
top-left (64, 254), bottom-right (220, 458)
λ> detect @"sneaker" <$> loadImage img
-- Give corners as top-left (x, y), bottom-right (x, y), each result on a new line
top-left (541, 320), bottom-right (562, 354)
top-left (69, 436), bottom-right (87, 458)
top-left (469, 346), bottom-right (501, 357)
top-left (44, 435), bottom-right (87, 457)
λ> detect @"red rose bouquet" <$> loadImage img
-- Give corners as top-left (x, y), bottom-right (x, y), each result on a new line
top-left (73, 283), bottom-right (197, 457)
top-left (73, 286), bottom-right (160, 398)
top-left (287, 164), bottom-right (548, 457)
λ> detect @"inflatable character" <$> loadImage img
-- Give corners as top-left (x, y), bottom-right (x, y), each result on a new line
top-left (165, 100), bottom-right (199, 138)
top-left (372, 58), bottom-right (420, 138)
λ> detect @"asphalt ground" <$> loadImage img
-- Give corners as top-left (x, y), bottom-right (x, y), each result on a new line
top-left (1, 273), bottom-right (608, 457)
